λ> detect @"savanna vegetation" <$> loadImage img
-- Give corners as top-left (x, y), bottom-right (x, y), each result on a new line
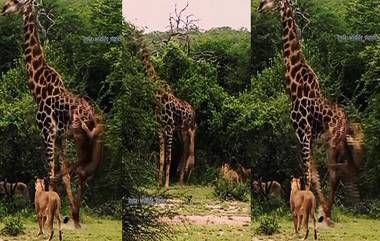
top-left (0, 0), bottom-right (122, 239)
top-left (120, 20), bottom-right (252, 239)
top-left (250, 0), bottom-right (380, 239)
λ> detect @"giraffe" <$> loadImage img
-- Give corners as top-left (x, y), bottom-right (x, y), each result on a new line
top-left (257, 0), bottom-right (364, 226)
top-left (134, 31), bottom-right (196, 189)
top-left (2, 0), bottom-right (104, 228)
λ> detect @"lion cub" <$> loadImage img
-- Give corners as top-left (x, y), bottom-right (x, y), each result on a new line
top-left (290, 177), bottom-right (317, 240)
top-left (35, 178), bottom-right (64, 241)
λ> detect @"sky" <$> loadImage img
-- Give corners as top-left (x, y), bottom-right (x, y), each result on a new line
top-left (123, 0), bottom-right (251, 32)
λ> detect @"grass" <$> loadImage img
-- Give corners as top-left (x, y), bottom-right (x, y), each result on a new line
top-left (169, 224), bottom-right (252, 241)
top-left (0, 214), bottom-right (121, 241)
top-left (145, 184), bottom-right (251, 241)
top-left (251, 214), bottom-right (380, 241)
top-left (145, 184), bottom-right (250, 216)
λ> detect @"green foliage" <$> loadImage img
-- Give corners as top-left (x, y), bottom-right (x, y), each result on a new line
top-left (0, 202), bottom-right (8, 221)
top-left (255, 214), bottom-right (280, 235)
top-left (0, 0), bottom-right (123, 212)
top-left (213, 178), bottom-right (249, 202)
top-left (2, 197), bottom-right (32, 216)
top-left (342, 200), bottom-right (380, 219)
top-left (1, 216), bottom-right (25, 236)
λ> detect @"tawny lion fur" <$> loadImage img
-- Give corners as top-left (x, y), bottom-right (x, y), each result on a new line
top-left (34, 178), bottom-right (64, 241)
top-left (220, 163), bottom-right (241, 183)
top-left (290, 178), bottom-right (317, 240)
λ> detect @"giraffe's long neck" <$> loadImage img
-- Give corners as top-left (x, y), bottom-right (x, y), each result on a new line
top-left (135, 32), bottom-right (173, 103)
top-left (22, 2), bottom-right (46, 99)
top-left (280, 0), bottom-right (305, 88)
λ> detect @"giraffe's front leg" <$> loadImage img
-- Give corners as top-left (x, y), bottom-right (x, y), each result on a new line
top-left (165, 128), bottom-right (174, 189)
top-left (158, 131), bottom-right (165, 187)
top-left (43, 123), bottom-right (57, 191)
top-left (296, 126), bottom-right (330, 226)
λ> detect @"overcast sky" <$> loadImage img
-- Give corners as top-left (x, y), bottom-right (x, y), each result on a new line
top-left (123, 0), bottom-right (250, 32)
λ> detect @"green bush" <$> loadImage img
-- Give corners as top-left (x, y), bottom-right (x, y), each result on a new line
top-left (4, 197), bottom-right (32, 216)
top-left (213, 178), bottom-right (249, 202)
top-left (343, 200), bottom-right (380, 219)
top-left (255, 215), bottom-right (280, 235)
top-left (1, 216), bottom-right (25, 236)
top-left (0, 202), bottom-right (8, 221)
top-left (251, 195), bottom-right (288, 220)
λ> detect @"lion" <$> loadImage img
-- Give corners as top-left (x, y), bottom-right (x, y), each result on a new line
top-left (290, 177), bottom-right (318, 240)
top-left (220, 163), bottom-right (241, 183)
top-left (35, 178), bottom-right (67, 241)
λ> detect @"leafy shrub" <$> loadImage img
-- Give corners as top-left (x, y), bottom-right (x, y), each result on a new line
top-left (255, 215), bottom-right (280, 235)
top-left (4, 197), bottom-right (32, 216)
top-left (213, 178), bottom-right (249, 202)
top-left (342, 200), bottom-right (380, 219)
top-left (251, 195), bottom-right (288, 220)
top-left (0, 202), bottom-right (8, 221)
top-left (91, 201), bottom-right (122, 218)
top-left (1, 216), bottom-right (24, 236)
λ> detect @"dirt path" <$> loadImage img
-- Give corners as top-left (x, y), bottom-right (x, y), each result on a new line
top-left (162, 214), bottom-right (250, 225)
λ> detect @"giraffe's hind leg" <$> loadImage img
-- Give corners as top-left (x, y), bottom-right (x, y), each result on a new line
top-left (71, 128), bottom-right (91, 228)
top-left (179, 130), bottom-right (190, 187)
top-left (58, 144), bottom-right (79, 228)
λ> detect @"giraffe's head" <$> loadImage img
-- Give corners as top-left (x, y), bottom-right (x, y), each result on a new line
top-left (257, 0), bottom-right (279, 13)
top-left (2, 0), bottom-right (31, 16)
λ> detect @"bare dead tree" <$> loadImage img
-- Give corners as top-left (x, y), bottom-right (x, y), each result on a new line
top-left (158, 3), bottom-right (199, 54)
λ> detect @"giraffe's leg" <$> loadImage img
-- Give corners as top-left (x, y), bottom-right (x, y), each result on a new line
top-left (74, 174), bottom-right (84, 229)
top-left (43, 124), bottom-right (57, 191)
top-left (70, 128), bottom-right (90, 228)
top-left (179, 130), bottom-right (189, 187)
top-left (165, 129), bottom-right (174, 189)
top-left (158, 131), bottom-right (165, 187)
top-left (326, 143), bottom-right (339, 222)
top-left (296, 126), bottom-right (329, 225)
top-left (61, 156), bottom-right (80, 228)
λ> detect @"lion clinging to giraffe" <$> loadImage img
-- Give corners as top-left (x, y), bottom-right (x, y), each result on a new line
top-left (2, 0), bottom-right (104, 228)
top-left (257, 0), bottom-right (364, 226)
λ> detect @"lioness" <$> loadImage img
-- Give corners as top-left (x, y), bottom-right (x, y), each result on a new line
top-left (220, 163), bottom-right (241, 183)
top-left (290, 177), bottom-right (317, 240)
top-left (35, 178), bottom-right (65, 241)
